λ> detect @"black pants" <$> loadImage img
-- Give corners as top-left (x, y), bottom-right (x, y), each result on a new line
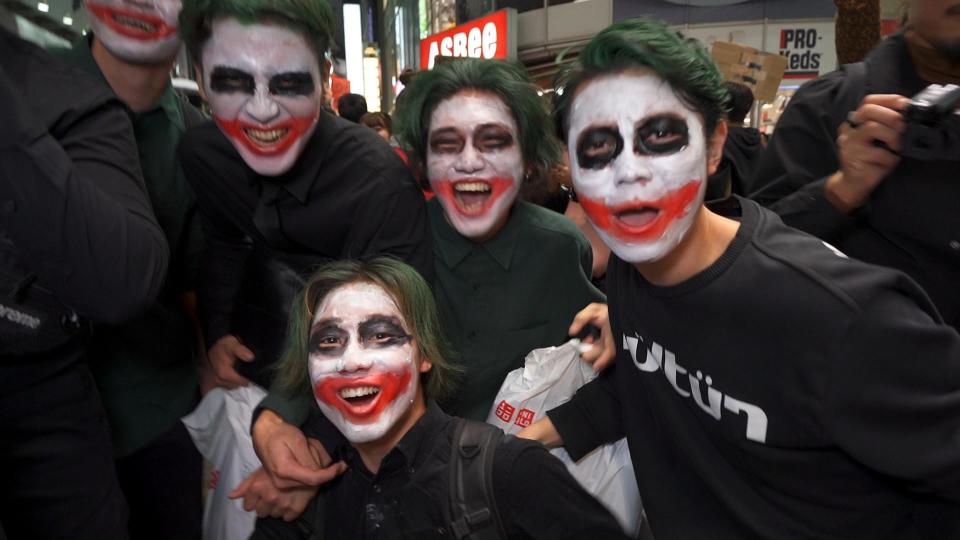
top-left (0, 362), bottom-right (128, 539)
top-left (115, 416), bottom-right (202, 540)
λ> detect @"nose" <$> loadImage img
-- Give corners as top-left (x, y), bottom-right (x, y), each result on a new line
top-left (453, 144), bottom-right (485, 174)
top-left (243, 87), bottom-right (281, 124)
top-left (339, 343), bottom-right (372, 373)
top-left (614, 149), bottom-right (653, 187)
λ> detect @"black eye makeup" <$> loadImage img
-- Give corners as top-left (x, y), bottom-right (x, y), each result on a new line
top-left (209, 67), bottom-right (255, 95)
top-left (429, 128), bottom-right (466, 154)
top-left (474, 124), bottom-right (515, 153)
top-left (576, 126), bottom-right (624, 170)
top-left (309, 321), bottom-right (348, 356)
top-left (635, 115), bottom-right (689, 155)
top-left (268, 72), bottom-right (316, 97)
top-left (359, 317), bottom-right (411, 348)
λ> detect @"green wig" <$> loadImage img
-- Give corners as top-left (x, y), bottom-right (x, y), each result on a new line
top-left (554, 18), bottom-right (729, 141)
top-left (273, 257), bottom-right (461, 403)
top-left (179, 0), bottom-right (334, 65)
top-left (393, 59), bottom-right (561, 188)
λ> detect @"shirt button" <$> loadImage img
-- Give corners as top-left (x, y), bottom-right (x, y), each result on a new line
top-left (407, 467), bottom-right (415, 475)
top-left (372, 484), bottom-right (381, 493)
top-left (950, 240), bottom-right (960, 251)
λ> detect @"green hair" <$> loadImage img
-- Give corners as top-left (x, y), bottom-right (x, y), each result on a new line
top-left (393, 59), bottom-right (561, 188)
top-left (554, 18), bottom-right (729, 141)
top-left (179, 0), bottom-right (334, 65)
top-left (273, 257), bottom-right (460, 403)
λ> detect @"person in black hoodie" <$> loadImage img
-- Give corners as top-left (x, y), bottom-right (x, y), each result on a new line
top-left (721, 81), bottom-right (764, 194)
top-left (520, 17), bottom-right (960, 540)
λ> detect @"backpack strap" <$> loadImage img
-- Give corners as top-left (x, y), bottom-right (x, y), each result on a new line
top-left (448, 419), bottom-right (508, 540)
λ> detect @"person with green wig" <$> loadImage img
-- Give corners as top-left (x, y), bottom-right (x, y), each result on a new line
top-left (240, 58), bottom-right (606, 521)
top-left (248, 257), bottom-right (628, 539)
top-left (519, 17), bottom-right (960, 539)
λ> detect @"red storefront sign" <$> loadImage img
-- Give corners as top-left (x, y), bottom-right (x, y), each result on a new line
top-left (420, 9), bottom-right (517, 70)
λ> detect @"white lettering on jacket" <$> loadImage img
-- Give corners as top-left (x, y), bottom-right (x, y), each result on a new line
top-left (624, 333), bottom-right (769, 443)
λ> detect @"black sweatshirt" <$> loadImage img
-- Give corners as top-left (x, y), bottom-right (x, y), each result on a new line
top-left (549, 198), bottom-right (960, 539)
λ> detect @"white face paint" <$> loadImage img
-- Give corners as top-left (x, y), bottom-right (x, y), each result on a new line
top-left (201, 18), bottom-right (322, 176)
top-left (308, 282), bottom-right (421, 444)
top-left (426, 91), bottom-right (524, 241)
top-left (85, 0), bottom-right (181, 63)
top-left (568, 71), bottom-right (708, 263)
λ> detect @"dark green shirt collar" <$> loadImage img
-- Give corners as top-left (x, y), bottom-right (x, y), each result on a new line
top-left (62, 35), bottom-right (183, 131)
top-left (427, 198), bottom-right (523, 271)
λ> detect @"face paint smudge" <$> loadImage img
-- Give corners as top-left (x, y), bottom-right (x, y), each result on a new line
top-left (215, 115), bottom-right (317, 156)
top-left (578, 180), bottom-right (702, 243)
top-left (314, 370), bottom-right (413, 425)
top-left (86, 3), bottom-right (177, 40)
top-left (432, 177), bottom-right (515, 217)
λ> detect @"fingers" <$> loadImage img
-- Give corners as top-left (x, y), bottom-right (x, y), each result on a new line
top-left (860, 93), bottom-right (910, 111)
top-left (307, 438), bottom-right (333, 468)
top-left (591, 328), bottom-right (617, 372)
top-left (233, 341), bottom-right (256, 362)
top-left (568, 302), bottom-right (607, 337)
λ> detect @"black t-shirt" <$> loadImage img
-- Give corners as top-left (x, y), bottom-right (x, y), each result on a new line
top-left (550, 198), bottom-right (960, 539)
top-left (253, 402), bottom-right (630, 540)
top-left (178, 114), bottom-right (432, 368)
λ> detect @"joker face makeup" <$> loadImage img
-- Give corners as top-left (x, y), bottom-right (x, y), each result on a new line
top-left (567, 71), bottom-right (709, 263)
top-left (308, 282), bottom-right (426, 444)
top-left (426, 91), bottom-right (524, 241)
top-left (201, 18), bottom-right (322, 176)
top-left (85, 0), bottom-right (181, 63)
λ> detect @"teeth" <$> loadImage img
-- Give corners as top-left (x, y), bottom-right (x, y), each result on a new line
top-left (112, 14), bottom-right (157, 32)
top-left (454, 181), bottom-right (491, 193)
top-left (339, 386), bottom-right (381, 399)
top-left (244, 128), bottom-right (288, 144)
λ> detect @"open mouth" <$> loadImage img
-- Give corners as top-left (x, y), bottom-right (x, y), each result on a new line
top-left (338, 385), bottom-right (381, 408)
top-left (453, 181), bottom-right (493, 215)
top-left (434, 177), bottom-right (515, 217)
top-left (578, 180), bottom-right (702, 242)
top-left (215, 116), bottom-right (318, 158)
top-left (86, 4), bottom-right (175, 40)
top-left (314, 370), bottom-right (412, 424)
top-left (243, 127), bottom-right (290, 146)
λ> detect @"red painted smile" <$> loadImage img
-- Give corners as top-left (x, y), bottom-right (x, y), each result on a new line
top-left (434, 177), bottom-right (514, 217)
top-left (314, 370), bottom-right (412, 424)
top-left (215, 116), bottom-right (316, 157)
top-left (578, 180), bottom-right (702, 242)
top-left (86, 4), bottom-right (177, 40)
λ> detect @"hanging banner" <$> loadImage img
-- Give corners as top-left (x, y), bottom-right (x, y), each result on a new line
top-left (769, 21), bottom-right (836, 80)
top-left (419, 9), bottom-right (517, 70)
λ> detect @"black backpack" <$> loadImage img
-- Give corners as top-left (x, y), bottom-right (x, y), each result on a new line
top-left (448, 419), bottom-right (508, 540)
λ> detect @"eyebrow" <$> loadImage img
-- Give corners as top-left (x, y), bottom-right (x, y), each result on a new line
top-left (429, 127), bottom-right (461, 139)
top-left (310, 318), bottom-right (343, 336)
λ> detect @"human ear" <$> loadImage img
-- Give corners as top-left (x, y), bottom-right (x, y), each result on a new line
top-left (418, 356), bottom-right (433, 374)
top-left (706, 121), bottom-right (728, 176)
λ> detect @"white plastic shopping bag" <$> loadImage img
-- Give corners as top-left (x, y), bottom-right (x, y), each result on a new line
top-left (486, 340), bottom-right (644, 537)
top-left (182, 385), bottom-right (267, 540)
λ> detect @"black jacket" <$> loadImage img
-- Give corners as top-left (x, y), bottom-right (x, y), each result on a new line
top-left (749, 32), bottom-right (960, 330)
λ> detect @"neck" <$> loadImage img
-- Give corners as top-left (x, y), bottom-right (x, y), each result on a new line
top-left (354, 395), bottom-right (427, 474)
top-left (633, 205), bottom-right (740, 286)
top-left (91, 38), bottom-right (174, 112)
top-left (905, 29), bottom-right (960, 84)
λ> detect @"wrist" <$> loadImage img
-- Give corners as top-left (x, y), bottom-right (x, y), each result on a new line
top-left (253, 409), bottom-right (285, 447)
top-left (824, 171), bottom-right (865, 214)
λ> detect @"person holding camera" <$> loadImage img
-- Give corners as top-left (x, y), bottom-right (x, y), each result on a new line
top-left (1, 28), bottom-right (169, 538)
top-left (750, 0), bottom-right (960, 331)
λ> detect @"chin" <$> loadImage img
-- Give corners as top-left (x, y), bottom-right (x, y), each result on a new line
top-left (602, 225), bottom-right (688, 264)
top-left (237, 147), bottom-right (301, 177)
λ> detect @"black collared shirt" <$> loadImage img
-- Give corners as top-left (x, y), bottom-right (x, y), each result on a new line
top-left (178, 113), bottom-right (432, 349)
top-left (255, 402), bottom-right (630, 540)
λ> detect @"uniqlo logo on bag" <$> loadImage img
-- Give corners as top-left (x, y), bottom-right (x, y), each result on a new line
top-left (515, 408), bottom-right (535, 428)
top-left (495, 400), bottom-right (515, 422)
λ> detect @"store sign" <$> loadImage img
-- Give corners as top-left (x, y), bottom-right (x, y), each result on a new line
top-left (419, 9), bottom-right (517, 70)
top-left (775, 24), bottom-right (832, 79)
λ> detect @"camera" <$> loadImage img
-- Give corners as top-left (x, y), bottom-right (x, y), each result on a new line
top-left (901, 84), bottom-right (960, 161)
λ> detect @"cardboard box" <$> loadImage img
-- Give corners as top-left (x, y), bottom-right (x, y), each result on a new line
top-left (711, 41), bottom-right (788, 102)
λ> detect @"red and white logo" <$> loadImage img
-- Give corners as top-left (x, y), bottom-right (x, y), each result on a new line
top-left (514, 408), bottom-right (535, 428)
top-left (495, 400), bottom-right (516, 423)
